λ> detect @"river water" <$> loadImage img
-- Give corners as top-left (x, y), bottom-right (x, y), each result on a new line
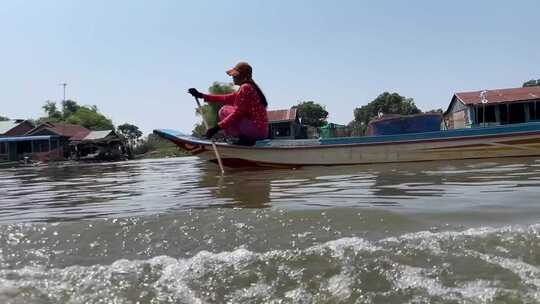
top-left (1, 157), bottom-right (540, 303)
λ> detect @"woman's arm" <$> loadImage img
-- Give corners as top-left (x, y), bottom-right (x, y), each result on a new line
top-left (202, 91), bottom-right (237, 105)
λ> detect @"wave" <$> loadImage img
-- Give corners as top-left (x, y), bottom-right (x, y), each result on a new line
top-left (1, 224), bottom-right (540, 303)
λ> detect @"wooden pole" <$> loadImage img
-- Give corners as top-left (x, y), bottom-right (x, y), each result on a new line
top-left (194, 96), bottom-right (225, 174)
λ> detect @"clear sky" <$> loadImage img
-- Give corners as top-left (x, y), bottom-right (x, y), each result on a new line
top-left (1, 0), bottom-right (538, 134)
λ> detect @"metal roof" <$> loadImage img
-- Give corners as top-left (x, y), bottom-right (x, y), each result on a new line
top-left (28, 122), bottom-right (91, 140)
top-left (455, 86), bottom-right (540, 105)
top-left (82, 130), bottom-right (114, 141)
top-left (0, 135), bottom-right (57, 143)
top-left (267, 108), bottom-right (298, 122)
top-left (0, 121), bottom-right (20, 134)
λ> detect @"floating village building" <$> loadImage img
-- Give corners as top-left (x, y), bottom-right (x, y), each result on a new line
top-left (267, 108), bottom-right (306, 139)
top-left (70, 130), bottom-right (127, 161)
top-left (443, 86), bottom-right (540, 129)
top-left (0, 119), bottom-right (34, 137)
top-left (0, 121), bottom-right (126, 163)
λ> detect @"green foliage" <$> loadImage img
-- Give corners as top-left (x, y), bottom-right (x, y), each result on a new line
top-left (117, 123), bottom-right (143, 145)
top-left (351, 92), bottom-right (421, 135)
top-left (347, 120), bottom-right (365, 137)
top-left (61, 100), bottom-right (81, 119)
top-left (294, 101), bottom-right (329, 127)
top-left (133, 133), bottom-right (188, 158)
top-left (426, 108), bottom-right (444, 114)
top-left (192, 82), bottom-right (236, 137)
top-left (65, 107), bottom-right (114, 130)
top-left (40, 100), bottom-right (114, 130)
top-left (42, 101), bottom-right (63, 122)
top-left (0, 115), bottom-right (9, 121)
top-left (523, 79), bottom-right (540, 87)
top-left (208, 82), bottom-right (235, 95)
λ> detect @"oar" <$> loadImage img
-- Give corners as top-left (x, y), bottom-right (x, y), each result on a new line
top-left (194, 96), bottom-right (225, 175)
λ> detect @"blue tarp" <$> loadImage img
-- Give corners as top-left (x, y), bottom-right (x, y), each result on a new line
top-left (0, 135), bottom-right (57, 142)
top-left (367, 114), bottom-right (442, 136)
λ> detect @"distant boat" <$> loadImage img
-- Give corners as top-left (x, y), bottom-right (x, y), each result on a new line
top-left (154, 122), bottom-right (540, 168)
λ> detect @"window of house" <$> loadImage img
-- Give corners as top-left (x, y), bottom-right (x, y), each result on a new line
top-left (509, 103), bottom-right (526, 124)
top-left (528, 102), bottom-right (537, 121)
top-left (499, 104), bottom-right (508, 123)
top-left (476, 105), bottom-right (497, 123)
top-left (17, 141), bottom-right (32, 154)
top-left (526, 101), bottom-right (540, 121)
top-left (32, 140), bottom-right (50, 153)
top-left (272, 123), bottom-right (291, 137)
top-left (0, 142), bottom-right (6, 154)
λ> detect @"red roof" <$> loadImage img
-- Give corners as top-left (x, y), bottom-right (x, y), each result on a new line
top-left (267, 108), bottom-right (297, 122)
top-left (29, 122), bottom-right (91, 140)
top-left (455, 86), bottom-right (540, 105)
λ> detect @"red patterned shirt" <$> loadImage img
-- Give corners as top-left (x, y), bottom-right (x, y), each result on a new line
top-left (202, 83), bottom-right (268, 132)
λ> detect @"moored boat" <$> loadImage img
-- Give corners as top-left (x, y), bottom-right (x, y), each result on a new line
top-left (154, 122), bottom-right (540, 168)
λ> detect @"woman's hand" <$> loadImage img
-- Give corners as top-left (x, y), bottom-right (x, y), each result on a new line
top-left (205, 125), bottom-right (220, 139)
top-left (188, 88), bottom-right (203, 99)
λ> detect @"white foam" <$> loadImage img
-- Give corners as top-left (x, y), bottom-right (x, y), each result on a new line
top-left (391, 265), bottom-right (500, 302)
top-left (324, 273), bottom-right (353, 299)
top-left (2, 225), bottom-right (540, 302)
top-left (306, 237), bottom-right (381, 257)
top-left (284, 288), bottom-right (313, 303)
top-left (381, 224), bottom-right (536, 254)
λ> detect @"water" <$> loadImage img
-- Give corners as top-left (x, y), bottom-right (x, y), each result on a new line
top-left (1, 157), bottom-right (540, 303)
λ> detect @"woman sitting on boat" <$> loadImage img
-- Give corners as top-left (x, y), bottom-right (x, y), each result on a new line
top-left (188, 62), bottom-right (269, 146)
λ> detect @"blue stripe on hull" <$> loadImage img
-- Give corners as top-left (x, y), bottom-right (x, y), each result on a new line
top-left (155, 122), bottom-right (540, 148)
top-left (320, 122), bottom-right (540, 146)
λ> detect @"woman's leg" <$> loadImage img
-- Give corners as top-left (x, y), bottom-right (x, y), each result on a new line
top-left (218, 106), bottom-right (241, 137)
top-left (218, 105), bottom-right (267, 143)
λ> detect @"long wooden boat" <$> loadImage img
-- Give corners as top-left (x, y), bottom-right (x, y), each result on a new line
top-left (154, 122), bottom-right (540, 167)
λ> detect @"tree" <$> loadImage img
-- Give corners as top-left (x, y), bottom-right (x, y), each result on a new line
top-left (294, 101), bottom-right (329, 127)
top-left (39, 100), bottom-right (114, 130)
top-left (192, 82), bottom-right (236, 137)
top-left (65, 106), bottom-right (114, 130)
top-left (0, 115), bottom-right (9, 121)
top-left (118, 123), bottom-right (143, 147)
top-left (61, 100), bottom-right (81, 119)
top-left (425, 108), bottom-right (444, 114)
top-left (523, 79), bottom-right (540, 87)
top-left (208, 82), bottom-right (236, 95)
top-left (42, 101), bottom-right (63, 122)
top-left (351, 92), bottom-right (421, 135)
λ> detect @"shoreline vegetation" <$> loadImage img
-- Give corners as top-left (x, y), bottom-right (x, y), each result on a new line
top-left (133, 134), bottom-right (189, 159)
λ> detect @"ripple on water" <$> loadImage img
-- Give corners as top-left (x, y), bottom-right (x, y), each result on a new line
top-left (2, 157), bottom-right (540, 222)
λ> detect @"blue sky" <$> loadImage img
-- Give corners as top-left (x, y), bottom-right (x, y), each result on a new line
top-left (1, 0), bottom-right (538, 134)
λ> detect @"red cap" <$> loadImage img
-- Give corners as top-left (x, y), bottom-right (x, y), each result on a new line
top-left (226, 62), bottom-right (253, 78)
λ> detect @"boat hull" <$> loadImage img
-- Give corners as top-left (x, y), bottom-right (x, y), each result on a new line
top-left (154, 123), bottom-right (540, 167)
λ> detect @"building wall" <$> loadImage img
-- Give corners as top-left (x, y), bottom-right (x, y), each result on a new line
top-left (444, 99), bottom-right (472, 130)
top-left (32, 148), bottom-right (63, 162)
top-left (0, 142), bottom-right (8, 161)
top-left (269, 122), bottom-right (295, 139)
top-left (1, 138), bottom-right (64, 162)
